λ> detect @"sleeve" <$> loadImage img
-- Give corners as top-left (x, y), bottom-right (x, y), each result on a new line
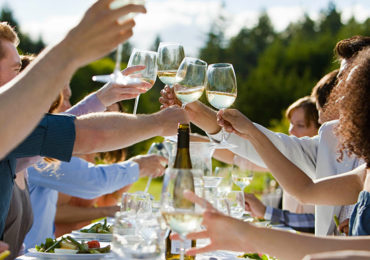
top-left (27, 157), bottom-right (139, 199)
top-left (9, 114), bottom-right (75, 162)
top-left (264, 206), bottom-right (315, 233)
top-left (210, 123), bottom-right (319, 179)
top-left (64, 93), bottom-right (106, 116)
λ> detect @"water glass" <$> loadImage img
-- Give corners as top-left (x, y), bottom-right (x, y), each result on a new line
top-left (220, 191), bottom-right (245, 219)
top-left (121, 192), bottom-right (152, 218)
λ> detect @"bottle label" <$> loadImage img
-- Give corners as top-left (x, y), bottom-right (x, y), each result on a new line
top-left (171, 239), bottom-right (192, 254)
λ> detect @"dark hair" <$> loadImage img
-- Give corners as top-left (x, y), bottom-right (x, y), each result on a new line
top-left (311, 69), bottom-right (339, 109)
top-left (286, 96), bottom-right (320, 129)
top-left (335, 48), bottom-right (370, 166)
top-left (335, 35), bottom-right (370, 60)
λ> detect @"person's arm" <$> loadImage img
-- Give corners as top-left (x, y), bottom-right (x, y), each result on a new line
top-left (264, 207), bottom-right (315, 233)
top-left (159, 86), bottom-right (318, 177)
top-left (0, 2), bottom-right (146, 159)
top-left (66, 66), bottom-right (151, 116)
top-left (218, 109), bottom-right (366, 205)
top-left (180, 191), bottom-right (370, 260)
top-left (72, 106), bottom-right (188, 155)
top-left (303, 250), bottom-right (370, 260)
top-left (55, 200), bottom-right (119, 224)
top-left (28, 157), bottom-right (135, 199)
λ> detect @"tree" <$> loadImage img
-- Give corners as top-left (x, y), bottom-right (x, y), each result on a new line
top-left (0, 5), bottom-right (45, 54)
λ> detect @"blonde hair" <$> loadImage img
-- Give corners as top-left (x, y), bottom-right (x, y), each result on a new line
top-left (286, 96), bottom-right (320, 129)
top-left (0, 22), bottom-right (19, 59)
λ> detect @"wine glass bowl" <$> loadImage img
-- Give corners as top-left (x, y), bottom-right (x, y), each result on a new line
top-left (231, 168), bottom-right (253, 192)
top-left (206, 63), bottom-right (237, 148)
top-left (174, 57), bottom-right (207, 108)
top-left (127, 48), bottom-right (158, 114)
top-left (157, 42), bottom-right (185, 86)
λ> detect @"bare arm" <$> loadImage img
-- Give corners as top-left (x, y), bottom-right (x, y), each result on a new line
top-left (182, 192), bottom-right (370, 260)
top-left (73, 106), bottom-right (188, 155)
top-left (159, 85), bottom-right (220, 134)
top-left (219, 109), bottom-right (366, 205)
top-left (55, 203), bottom-right (119, 224)
top-left (0, 1), bottom-right (146, 159)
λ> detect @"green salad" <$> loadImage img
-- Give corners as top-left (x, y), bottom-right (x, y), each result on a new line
top-left (35, 236), bottom-right (110, 254)
top-left (239, 253), bottom-right (278, 260)
top-left (80, 218), bottom-right (113, 234)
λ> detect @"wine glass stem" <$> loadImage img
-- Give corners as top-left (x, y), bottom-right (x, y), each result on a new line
top-left (181, 103), bottom-right (187, 109)
top-left (180, 239), bottom-right (185, 260)
top-left (114, 43), bottom-right (123, 77)
top-left (221, 127), bottom-right (227, 143)
top-left (133, 94), bottom-right (140, 114)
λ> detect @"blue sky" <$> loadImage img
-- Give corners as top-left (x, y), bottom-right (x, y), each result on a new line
top-left (0, 0), bottom-right (369, 56)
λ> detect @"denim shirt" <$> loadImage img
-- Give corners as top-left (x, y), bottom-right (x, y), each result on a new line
top-left (0, 114), bottom-right (75, 238)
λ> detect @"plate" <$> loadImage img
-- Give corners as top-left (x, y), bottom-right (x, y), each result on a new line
top-left (28, 248), bottom-right (113, 259)
top-left (71, 231), bottom-right (113, 242)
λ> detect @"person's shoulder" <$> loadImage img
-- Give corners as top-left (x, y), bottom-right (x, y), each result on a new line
top-left (319, 120), bottom-right (339, 133)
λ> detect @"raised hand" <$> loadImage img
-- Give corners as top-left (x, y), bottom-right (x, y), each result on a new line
top-left (130, 154), bottom-right (168, 178)
top-left (159, 85), bottom-right (182, 109)
top-left (63, 1), bottom-right (146, 67)
top-left (217, 109), bottom-right (255, 139)
top-left (96, 66), bottom-right (152, 106)
top-left (244, 193), bottom-right (266, 218)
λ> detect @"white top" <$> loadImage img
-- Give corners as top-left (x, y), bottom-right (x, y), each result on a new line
top-left (211, 120), bottom-right (362, 236)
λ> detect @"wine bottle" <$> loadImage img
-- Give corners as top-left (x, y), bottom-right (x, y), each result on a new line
top-left (165, 123), bottom-right (196, 260)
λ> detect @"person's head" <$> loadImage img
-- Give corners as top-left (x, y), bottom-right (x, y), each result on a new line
top-left (286, 96), bottom-right (320, 138)
top-left (335, 48), bottom-right (370, 167)
top-left (57, 85), bottom-right (72, 112)
top-left (0, 22), bottom-right (21, 86)
top-left (311, 69), bottom-right (339, 124)
top-left (335, 36), bottom-right (370, 78)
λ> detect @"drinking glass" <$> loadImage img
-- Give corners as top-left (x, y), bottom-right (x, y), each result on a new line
top-left (214, 166), bottom-right (233, 195)
top-left (173, 57), bottom-right (207, 108)
top-left (121, 192), bottom-right (152, 219)
top-left (157, 42), bottom-right (185, 87)
top-left (222, 191), bottom-right (245, 219)
top-left (92, 0), bottom-right (146, 85)
top-left (231, 166), bottom-right (253, 192)
top-left (127, 48), bottom-right (158, 114)
top-left (112, 212), bottom-right (163, 259)
top-left (160, 168), bottom-right (204, 260)
top-left (206, 63), bottom-right (237, 148)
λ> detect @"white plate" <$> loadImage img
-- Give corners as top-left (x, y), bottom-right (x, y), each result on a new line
top-left (71, 231), bottom-right (113, 241)
top-left (28, 248), bottom-right (113, 259)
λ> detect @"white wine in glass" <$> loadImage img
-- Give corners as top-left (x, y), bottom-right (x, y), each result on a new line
top-left (206, 63), bottom-right (238, 148)
top-left (92, 0), bottom-right (146, 85)
top-left (174, 57), bottom-right (207, 108)
top-left (157, 42), bottom-right (185, 87)
top-left (127, 48), bottom-right (158, 114)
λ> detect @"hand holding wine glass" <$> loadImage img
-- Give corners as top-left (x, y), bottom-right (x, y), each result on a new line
top-left (173, 57), bottom-right (207, 109)
top-left (127, 48), bottom-right (158, 114)
top-left (92, 0), bottom-right (146, 85)
top-left (206, 63), bottom-right (237, 148)
top-left (157, 42), bottom-right (185, 87)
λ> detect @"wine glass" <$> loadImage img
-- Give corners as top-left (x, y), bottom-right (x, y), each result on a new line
top-left (160, 168), bottom-right (204, 260)
top-left (222, 191), bottom-right (245, 219)
top-left (157, 42), bottom-right (185, 87)
top-left (127, 48), bottom-right (158, 114)
top-left (92, 0), bottom-right (146, 85)
top-left (173, 57), bottom-right (207, 109)
top-left (231, 166), bottom-right (253, 192)
top-left (206, 63), bottom-right (237, 148)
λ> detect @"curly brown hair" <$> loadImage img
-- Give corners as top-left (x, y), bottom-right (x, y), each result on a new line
top-left (335, 35), bottom-right (370, 60)
top-left (335, 48), bottom-right (370, 167)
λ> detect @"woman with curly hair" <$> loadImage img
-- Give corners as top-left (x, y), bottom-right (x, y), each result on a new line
top-left (176, 48), bottom-right (370, 260)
